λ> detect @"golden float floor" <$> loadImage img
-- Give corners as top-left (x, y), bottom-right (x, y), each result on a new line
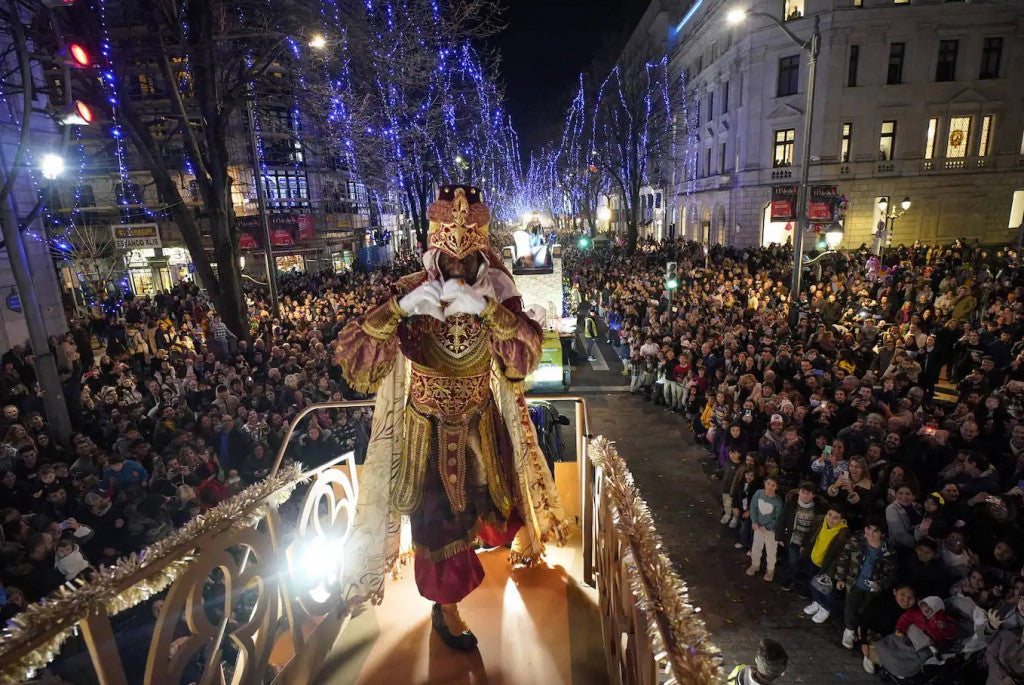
top-left (315, 541), bottom-right (606, 685)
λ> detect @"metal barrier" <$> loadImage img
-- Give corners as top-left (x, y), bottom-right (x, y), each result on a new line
top-left (0, 397), bottom-right (721, 684)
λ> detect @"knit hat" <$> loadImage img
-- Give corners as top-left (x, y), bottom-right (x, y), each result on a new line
top-left (920, 596), bottom-right (945, 614)
top-left (754, 638), bottom-right (788, 681)
top-left (770, 414), bottom-right (784, 424)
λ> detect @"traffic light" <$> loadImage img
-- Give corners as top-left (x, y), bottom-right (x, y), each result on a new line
top-left (61, 43), bottom-right (92, 68)
top-left (578, 235), bottom-right (591, 249)
top-left (665, 261), bottom-right (678, 290)
top-left (55, 100), bottom-right (94, 126)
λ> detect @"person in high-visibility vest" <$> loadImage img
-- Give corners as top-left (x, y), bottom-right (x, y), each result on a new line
top-left (727, 638), bottom-right (788, 684)
top-left (583, 309), bottom-right (598, 362)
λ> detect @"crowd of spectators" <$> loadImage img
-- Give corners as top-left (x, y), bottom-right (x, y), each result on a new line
top-left (570, 236), bottom-right (1024, 681)
top-left (0, 258), bottom-right (429, 621)
top-left (5, 229), bottom-right (1024, 682)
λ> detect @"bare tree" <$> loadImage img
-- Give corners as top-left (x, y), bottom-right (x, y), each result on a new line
top-left (591, 50), bottom-right (677, 251)
top-left (303, 0), bottom-right (513, 249)
top-left (25, 1), bottom-right (321, 338)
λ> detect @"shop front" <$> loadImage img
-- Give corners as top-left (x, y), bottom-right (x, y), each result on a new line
top-left (125, 247), bottom-right (193, 296)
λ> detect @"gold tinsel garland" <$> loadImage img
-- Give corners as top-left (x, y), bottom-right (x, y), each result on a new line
top-left (0, 463), bottom-right (307, 683)
top-left (588, 437), bottom-right (723, 685)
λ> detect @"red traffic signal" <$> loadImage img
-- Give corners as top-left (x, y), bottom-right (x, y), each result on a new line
top-left (56, 100), bottom-right (94, 126)
top-left (67, 43), bottom-right (91, 68)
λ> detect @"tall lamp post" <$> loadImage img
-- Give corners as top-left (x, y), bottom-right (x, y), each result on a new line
top-left (728, 7), bottom-right (820, 327)
top-left (875, 196), bottom-right (911, 255)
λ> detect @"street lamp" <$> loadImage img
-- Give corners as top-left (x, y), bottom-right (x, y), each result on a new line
top-left (729, 6), bottom-right (820, 327)
top-left (597, 206), bottom-right (611, 222)
top-left (875, 196), bottom-right (911, 254)
top-left (40, 153), bottom-right (65, 180)
top-left (824, 225), bottom-right (844, 250)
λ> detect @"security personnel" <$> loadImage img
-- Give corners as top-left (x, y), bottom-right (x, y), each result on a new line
top-left (727, 638), bottom-right (788, 684)
top-left (583, 309), bottom-right (598, 361)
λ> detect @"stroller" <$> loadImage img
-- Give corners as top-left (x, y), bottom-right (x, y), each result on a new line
top-left (879, 595), bottom-right (990, 684)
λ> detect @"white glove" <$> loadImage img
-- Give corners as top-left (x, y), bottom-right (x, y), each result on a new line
top-left (398, 280), bottom-right (444, 321)
top-left (440, 279), bottom-right (487, 317)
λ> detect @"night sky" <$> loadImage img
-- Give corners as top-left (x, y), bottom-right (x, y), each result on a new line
top-left (489, 0), bottom-right (649, 156)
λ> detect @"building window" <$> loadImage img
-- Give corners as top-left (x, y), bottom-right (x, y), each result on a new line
top-left (978, 115), bottom-right (994, 156)
top-left (840, 123), bottom-right (852, 163)
top-left (1020, 128), bottom-right (1024, 156)
top-left (893, 0), bottom-right (909, 4)
top-left (722, 81), bottom-right (729, 113)
top-left (705, 148), bottom-right (712, 177)
top-left (847, 45), bottom-right (859, 87)
top-left (263, 170), bottom-right (310, 210)
top-left (879, 121), bottom-right (896, 160)
top-left (784, 0), bottom-right (803, 20)
top-left (114, 180), bottom-right (142, 205)
top-left (853, 0), bottom-right (862, 6)
top-left (887, 43), bottom-right (905, 85)
top-left (720, 142), bottom-right (727, 172)
top-left (777, 55), bottom-right (800, 97)
top-left (924, 117), bottom-right (938, 160)
top-left (980, 37), bottom-right (1002, 79)
top-left (708, 91), bottom-right (715, 121)
top-left (946, 115), bottom-right (971, 158)
top-left (73, 184), bottom-right (96, 207)
top-left (936, 40), bottom-right (958, 82)
top-left (773, 129), bottom-right (795, 167)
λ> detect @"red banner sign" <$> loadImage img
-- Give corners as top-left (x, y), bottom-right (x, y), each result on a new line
top-left (270, 228), bottom-right (294, 246)
top-left (239, 233), bottom-right (258, 249)
top-left (807, 185), bottom-right (838, 222)
top-left (770, 186), bottom-right (798, 222)
top-left (296, 215), bottom-right (315, 240)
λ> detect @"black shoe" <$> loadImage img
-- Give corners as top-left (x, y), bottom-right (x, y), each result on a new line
top-left (432, 603), bottom-right (478, 651)
top-left (780, 580), bottom-right (794, 592)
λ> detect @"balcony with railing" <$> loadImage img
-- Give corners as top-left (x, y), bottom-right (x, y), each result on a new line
top-left (0, 399), bottom-right (722, 685)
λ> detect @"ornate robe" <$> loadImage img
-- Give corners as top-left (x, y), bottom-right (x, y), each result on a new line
top-left (334, 267), bottom-right (566, 604)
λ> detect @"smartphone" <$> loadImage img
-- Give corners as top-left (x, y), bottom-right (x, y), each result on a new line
top-left (923, 426), bottom-right (936, 435)
top-left (823, 446), bottom-right (833, 456)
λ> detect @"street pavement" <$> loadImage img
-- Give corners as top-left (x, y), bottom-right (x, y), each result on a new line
top-left (564, 335), bottom-right (878, 683)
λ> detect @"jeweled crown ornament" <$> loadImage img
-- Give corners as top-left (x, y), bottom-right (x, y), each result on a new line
top-left (427, 185), bottom-right (490, 259)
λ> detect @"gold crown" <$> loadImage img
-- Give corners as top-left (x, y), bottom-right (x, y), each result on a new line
top-left (427, 186), bottom-right (490, 259)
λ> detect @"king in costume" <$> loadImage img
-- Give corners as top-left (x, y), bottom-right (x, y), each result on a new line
top-left (333, 185), bottom-right (568, 650)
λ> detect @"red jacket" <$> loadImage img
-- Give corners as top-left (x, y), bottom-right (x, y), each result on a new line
top-left (895, 607), bottom-right (957, 651)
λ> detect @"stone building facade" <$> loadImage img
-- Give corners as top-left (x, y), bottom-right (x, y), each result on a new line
top-left (655, 0), bottom-right (1024, 248)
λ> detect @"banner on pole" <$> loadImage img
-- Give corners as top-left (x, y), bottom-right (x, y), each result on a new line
top-left (770, 186), bottom-right (798, 222)
top-left (808, 186), bottom-right (839, 222)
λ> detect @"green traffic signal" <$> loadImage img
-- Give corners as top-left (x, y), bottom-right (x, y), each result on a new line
top-left (666, 278), bottom-right (679, 290)
top-left (578, 236), bottom-right (591, 248)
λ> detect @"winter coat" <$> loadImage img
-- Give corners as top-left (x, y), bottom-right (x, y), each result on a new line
top-left (777, 489), bottom-right (828, 543)
top-left (805, 517), bottom-right (851, 576)
top-left (835, 534), bottom-right (899, 590)
top-left (895, 607), bottom-right (957, 651)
